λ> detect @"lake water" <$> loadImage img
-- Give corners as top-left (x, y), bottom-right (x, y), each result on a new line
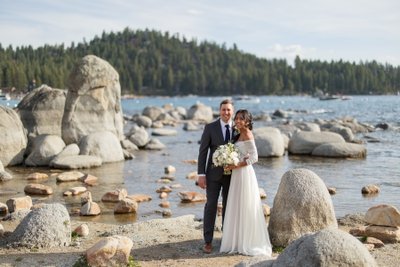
top-left (1, 95), bottom-right (399, 224)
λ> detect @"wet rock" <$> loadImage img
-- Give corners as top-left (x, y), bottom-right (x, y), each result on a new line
top-left (362, 184), bottom-right (380, 195)
top-left (26, 172), bottom-right (49, 180)
top-left (178, 191), bottom-right (206, 203)
top-left (127, 194), bottom-right (152, 202)
top-left (24, 183), bottom-right (53, 195)
top-left (63, 186), bottom-right (87, 196)
top-left (144, 138), bottom-right (166, 150)
top-left (56, 171), bottom-right (85, 182)
top-left (6, 196), bottom-right (32, 213)
top-left (80, 201), bottom-right (101, 216)
top-left (101, 189), bottom-right (128, 202)
top-left (114, 198), bottom-right (138, 214)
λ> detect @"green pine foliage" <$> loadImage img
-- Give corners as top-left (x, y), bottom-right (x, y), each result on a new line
top-left (0, 27), bottom-right (399, 96)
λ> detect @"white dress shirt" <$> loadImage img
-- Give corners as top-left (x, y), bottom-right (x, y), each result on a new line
top-left (220, 119), bottom-right (233, 141)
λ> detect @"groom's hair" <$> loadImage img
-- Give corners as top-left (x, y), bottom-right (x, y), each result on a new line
top-left (219, 99), bottom-right (234, 108)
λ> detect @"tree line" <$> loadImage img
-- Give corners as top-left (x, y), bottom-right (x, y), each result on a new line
top-left (1, 27), bottom-right (399, 96)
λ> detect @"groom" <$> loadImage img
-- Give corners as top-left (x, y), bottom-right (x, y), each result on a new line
top-left (197, 98), bottom-right (235, 254)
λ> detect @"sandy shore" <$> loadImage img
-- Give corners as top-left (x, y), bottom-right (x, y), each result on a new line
top-left (0, 213), bottom-right (399, 267)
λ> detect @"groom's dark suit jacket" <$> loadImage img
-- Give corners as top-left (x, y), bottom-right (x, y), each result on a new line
top-left (197, 119), bottom-right (226, 179)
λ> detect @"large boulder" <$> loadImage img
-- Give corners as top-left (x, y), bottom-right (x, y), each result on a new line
top-left (25, 134), bottom-right (66, 166)
top-left (50, 143), bottom-right (80, 165)
top-left (79, 131), bottom-right (124, 163)
top-left (0, 106), bottom-right (27, 166)
top-left (16, 85), bottom-right (66, 137)
top-left (174, 106), bottom-right (187, 119)
top-left (318, 117), bottom-right (371, 134)
top-left (128, 125), bottom-right (149, 148)
top-left (142, 106), bottom-right (165, 121)
top-left (311, 142), bottom-right (367, 158)
top-left (253, 127), bottom-right (285, 157)
top-left (329, 124), bottom-right (355, 142)
top-left (186, 103), bottom-right (213, 123)
top-left (5, 203), bottom-right (71, 248)
top-left (276, 124), bottom-right (300, 138)
top-left (268, 168), bottom-right (337, 247)
top-left (342, 119), bottom-right (372, 133)
top-left (273, 228), bottom-right (377, 267)
top-left (134, 115), bottom-right (153, 128)
top-left (295, 122), bottom-right (321, 132)
top-left (288, 131), bottom-right (345, 155)
top-left (62, 55), bottom-right (124, 145)
top-left (144, 138), bottom-right (166, 150)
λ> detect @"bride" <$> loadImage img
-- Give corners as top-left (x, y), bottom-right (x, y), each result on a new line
top-left (219, 109), bottom-right (272, 256)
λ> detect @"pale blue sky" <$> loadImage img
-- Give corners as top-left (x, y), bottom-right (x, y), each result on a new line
top-left (1, 0), bottom-right (399, 66)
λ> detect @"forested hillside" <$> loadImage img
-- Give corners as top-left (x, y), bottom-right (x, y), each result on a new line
top-left (1, 27), bottom-right (399, 96)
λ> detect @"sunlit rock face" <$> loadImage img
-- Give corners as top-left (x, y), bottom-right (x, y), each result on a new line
top-left (62, 55), bottom-right (124, 145)
top-left (0, 106), bottom-right (27, 166)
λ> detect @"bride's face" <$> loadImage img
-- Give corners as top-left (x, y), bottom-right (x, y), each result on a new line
top-left (234, 115), bottom-right (247, 130)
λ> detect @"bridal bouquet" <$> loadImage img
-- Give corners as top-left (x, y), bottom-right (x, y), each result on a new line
top-left (212, 142), bottom-right (240, 175)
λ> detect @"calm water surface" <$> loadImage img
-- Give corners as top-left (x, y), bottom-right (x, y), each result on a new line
top-left (1, 95), bottom-right (399, 224)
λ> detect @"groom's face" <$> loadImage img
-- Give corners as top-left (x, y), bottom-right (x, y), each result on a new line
top-left (220, 103), bottom-right (234, 123)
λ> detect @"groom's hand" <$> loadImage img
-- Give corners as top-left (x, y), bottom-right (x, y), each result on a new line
top-left (197, 175), bottom-right (206, 189)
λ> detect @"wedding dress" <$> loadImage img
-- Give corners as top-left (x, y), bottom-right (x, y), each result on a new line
top-left (220, 140), bottom-right (272, 256)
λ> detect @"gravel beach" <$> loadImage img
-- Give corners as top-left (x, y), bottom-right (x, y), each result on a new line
top-left (0, 213), bottom-right (398, 267)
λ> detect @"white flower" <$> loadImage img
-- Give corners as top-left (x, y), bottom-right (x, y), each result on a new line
top-left (212, 143), bottom-right (240, 167)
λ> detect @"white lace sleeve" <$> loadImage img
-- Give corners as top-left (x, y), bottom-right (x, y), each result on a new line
top-left (244, 140), bottom-right (258, 165)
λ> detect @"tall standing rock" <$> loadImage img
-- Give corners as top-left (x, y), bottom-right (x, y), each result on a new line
top-left (62, 55), bottom-right (124, 145)
top-left (0, 106), bottom-right (27, 166)
top-left (268, 168), bottom-right (337, 247)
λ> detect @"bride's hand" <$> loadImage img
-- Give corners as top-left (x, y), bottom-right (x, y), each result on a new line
top-left (224, 161), bottom-right (246, 172)
top-left (224, 164), bottom-right (235, 171)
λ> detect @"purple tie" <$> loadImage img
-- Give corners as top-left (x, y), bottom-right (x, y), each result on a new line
top-left (225, 125), bottom-right (230, 143)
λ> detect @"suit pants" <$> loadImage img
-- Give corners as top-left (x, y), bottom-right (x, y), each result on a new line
top-left (203, 175), bottom-right (231, 243)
